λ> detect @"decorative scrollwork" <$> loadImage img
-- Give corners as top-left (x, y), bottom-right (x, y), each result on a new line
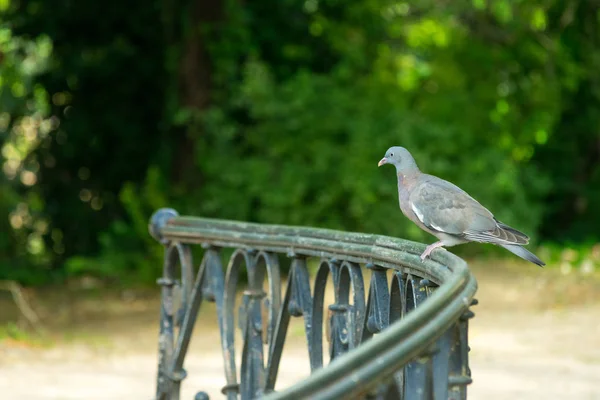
top-left (150, 209), bottom-right (477, 400)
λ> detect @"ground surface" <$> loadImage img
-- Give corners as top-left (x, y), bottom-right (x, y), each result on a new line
top-left (1, 261), bottom-right (599, 400)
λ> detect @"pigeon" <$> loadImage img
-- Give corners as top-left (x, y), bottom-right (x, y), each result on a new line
top-left (378, 146), bottom-right (545, 266)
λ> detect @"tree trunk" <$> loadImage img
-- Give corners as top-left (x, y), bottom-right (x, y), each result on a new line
top-left (172, 0), bottom-right (223, 184)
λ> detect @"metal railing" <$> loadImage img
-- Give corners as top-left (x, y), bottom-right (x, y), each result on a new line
top-left (149, 208), bottom-right (478, 400)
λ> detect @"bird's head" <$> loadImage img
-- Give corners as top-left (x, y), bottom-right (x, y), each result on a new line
top-left (378, 146), bottom-right (419, 175)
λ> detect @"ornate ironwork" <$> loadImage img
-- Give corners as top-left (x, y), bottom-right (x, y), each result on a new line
top-left (149, 208), bottom-right (478, 400)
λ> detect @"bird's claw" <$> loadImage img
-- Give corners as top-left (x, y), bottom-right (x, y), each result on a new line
top-left (419, 242), bottom-right (444, 262)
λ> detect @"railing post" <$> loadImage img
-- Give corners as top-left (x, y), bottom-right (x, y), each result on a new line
top-left (150, 209), bottom-right (179, 400)
top-left (447, 299), bottom-right (476, 400)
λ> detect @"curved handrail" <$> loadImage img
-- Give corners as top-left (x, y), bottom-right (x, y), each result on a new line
top-left (149, 209), bottom-right (478, 399)
top-left (157, 215), bottom-right (467, 282)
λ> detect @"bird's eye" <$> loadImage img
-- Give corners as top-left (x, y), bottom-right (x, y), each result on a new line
top-left (390, 153), bottom-right (394, 157)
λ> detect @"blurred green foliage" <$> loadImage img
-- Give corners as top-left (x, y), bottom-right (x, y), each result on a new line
top-left (1, 0), bottom-right (600, 284)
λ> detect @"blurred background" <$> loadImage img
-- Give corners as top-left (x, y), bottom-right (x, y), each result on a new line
top-left (1, 0), bottom-right (600, 399)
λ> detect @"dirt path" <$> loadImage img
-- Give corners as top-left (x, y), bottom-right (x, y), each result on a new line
top-left (467, 263), bottom-right (600, 400)
top-left (1, 262), bottom-right (599, 399)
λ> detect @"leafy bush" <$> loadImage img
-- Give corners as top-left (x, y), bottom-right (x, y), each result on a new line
top-left (1, 0), bottom-right (599, 283)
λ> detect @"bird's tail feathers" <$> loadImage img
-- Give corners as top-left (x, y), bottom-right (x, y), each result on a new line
top-left (499, 244), bottom-right (545, 267)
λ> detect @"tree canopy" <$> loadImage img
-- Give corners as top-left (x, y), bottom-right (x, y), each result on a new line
top-left (1, 0), bottom-right (599, 284)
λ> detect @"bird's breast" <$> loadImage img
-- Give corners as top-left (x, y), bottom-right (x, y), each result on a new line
top-left (397, 177), bottom-right (414, 218)
top-left (397, 174), bottom-right (427, 225)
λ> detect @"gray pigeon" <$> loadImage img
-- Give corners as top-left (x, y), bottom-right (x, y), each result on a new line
top-left (378, 146), bottom-right (545, 266)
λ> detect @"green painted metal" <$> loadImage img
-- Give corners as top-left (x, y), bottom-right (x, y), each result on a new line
top-left (150, 209), bottom-right (478, 399)
top-left (159, 216), bottom-right (466, 282)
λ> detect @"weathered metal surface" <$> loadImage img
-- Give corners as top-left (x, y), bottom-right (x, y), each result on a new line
top-left (149, 209), bottom-right (477, 400)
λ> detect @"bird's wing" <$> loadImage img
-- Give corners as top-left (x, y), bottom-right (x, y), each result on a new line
top-left (409, 176), bottom-right (528, 245)
top-left (466, 220), bottom-right (529, 245)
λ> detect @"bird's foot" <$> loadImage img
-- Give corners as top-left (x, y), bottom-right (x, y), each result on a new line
top-left (420, 242), bottom-right (445, 262)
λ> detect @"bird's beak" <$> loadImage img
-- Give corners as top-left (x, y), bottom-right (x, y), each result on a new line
top-left (378, 157), bottom-right (388, 167)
